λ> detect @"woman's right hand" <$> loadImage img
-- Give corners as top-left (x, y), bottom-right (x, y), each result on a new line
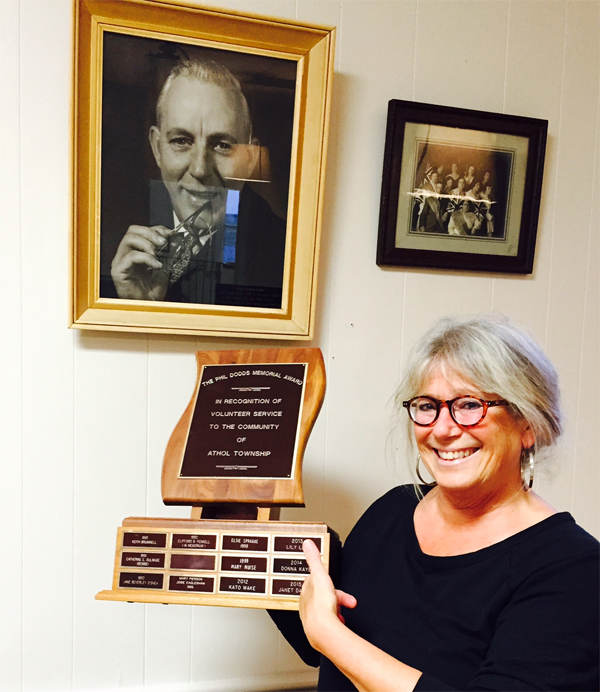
top-left (299, 539), bottom-right (357, 651)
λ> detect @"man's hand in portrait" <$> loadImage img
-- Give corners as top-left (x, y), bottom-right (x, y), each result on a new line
top-left (111, 224), bottom-right (172, 301)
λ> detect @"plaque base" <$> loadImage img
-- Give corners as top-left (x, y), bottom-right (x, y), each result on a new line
top-left (96, 516), bottom-right (338, 610)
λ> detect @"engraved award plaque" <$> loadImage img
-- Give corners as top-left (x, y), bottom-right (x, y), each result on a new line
top-left (96, 348), bottom-right (338, 610)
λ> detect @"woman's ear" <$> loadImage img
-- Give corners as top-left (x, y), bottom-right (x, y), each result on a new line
top-left (521, 425), bottom-right (535, 451)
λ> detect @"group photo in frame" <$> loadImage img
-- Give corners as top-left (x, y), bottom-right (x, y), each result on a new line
top-left (377, 100), bottom-right (547, 274)
top-left (71, 0), bottom-right (335, 339)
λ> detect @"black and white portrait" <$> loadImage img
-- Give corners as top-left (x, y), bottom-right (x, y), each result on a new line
top-left (99, 33), bottom-right (297, 309)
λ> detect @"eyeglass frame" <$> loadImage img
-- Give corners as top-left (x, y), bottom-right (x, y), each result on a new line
top-left (402, 396), bottom-right (509, 428)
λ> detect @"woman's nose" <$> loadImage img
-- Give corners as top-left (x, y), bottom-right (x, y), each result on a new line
top-left (432, 404), bottom-right (461, 436)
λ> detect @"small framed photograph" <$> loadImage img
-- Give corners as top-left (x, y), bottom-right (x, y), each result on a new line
top-left (377, 100), bottom-right (547, 274)
top-left (71, 0), bottom-right (335, 339)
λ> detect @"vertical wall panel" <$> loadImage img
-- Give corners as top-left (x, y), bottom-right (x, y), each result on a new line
top-left (0, 1), bottom-right (23, 689)
top-left (72, 334), bottom-right (150, 690)
top-left (571, 106), bottom-right (600, 535)
top-left (322, 0), bottom-right (420, 539)
top-left (414, 0), bottom-right (509, 111)
top-left (492, 0), bottom-right (566, 341)
top-left (144, 338), bottom-right (197, 687)
top-left (19, 0), bottom-right (74, 689)
top-left (542, 0), bottom-right (599, 517)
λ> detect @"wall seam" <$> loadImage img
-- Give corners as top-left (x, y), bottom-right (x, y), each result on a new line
top-left (18, 0), bottom-right (24, 688)
top-left (492, 0), bottom-right (511, 313)
top-left (502, 0), bottom-right (510, 115)
top-left (319, 0), bottom-right (344, 530)
top-left (542, 0), bottom-right (569, 352)
top-left (412, 0), bottom-right (419, 100)
top-left (144, 336), bottom-right (151, 687)
top-left (569, 0), bottom-right (600, 514)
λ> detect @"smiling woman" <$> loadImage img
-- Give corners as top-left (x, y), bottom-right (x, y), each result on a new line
top-left (270, 315), bottom-right (599, 692)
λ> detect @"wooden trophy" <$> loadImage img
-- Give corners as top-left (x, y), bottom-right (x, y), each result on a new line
top-left (96, 348), bottom-right (338, 610)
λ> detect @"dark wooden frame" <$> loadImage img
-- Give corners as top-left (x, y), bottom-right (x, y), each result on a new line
top-left (377, 99), bottom-right (547, 274)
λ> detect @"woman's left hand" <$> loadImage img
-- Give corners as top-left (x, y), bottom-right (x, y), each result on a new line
top-left (299, 539), bottom-right (357, 651)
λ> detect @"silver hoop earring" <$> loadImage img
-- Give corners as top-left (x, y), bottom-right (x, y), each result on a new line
top-left (521, 447), bottom-right (535, 490)
top-left (416, 454), bottom-right (436, 486)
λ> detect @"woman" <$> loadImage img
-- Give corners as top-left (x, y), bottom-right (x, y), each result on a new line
top-left (463, 165), bottom-right (476, 190)
top-left (273, 316), bottom-right (599, 691)
top-left (466, 180), bottom-right (482, 201)
top-left (443, 176), bottom-right (455, 197)
top-left (480, 185), bottom-right (495, 236)
top-left (448, 163), bottom-right (460, 182)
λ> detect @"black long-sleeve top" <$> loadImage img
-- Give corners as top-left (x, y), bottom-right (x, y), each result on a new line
top-left (270, 484), bottom-right (599, 691)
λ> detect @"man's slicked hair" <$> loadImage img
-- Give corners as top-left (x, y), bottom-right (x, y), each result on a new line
top-left (156, 58), bottom-right (252, 139)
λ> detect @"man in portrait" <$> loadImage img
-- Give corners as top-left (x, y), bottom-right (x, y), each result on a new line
top-left (104, 58), bottom-right (286, 308)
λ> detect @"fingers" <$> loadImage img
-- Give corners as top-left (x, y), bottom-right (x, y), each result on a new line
top-left (302, 540), bottom-right (358, 611)
top-left (111, 224), bottom-right (173, 300)
top-left (336, 589), bottom-right (357, 610)
top-left (302, 539), bottom-right (326, 574)
top-left (113, 225), bottom-right (170, 270)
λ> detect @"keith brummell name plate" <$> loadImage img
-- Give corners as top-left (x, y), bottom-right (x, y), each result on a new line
top-left (180, 362), bottom-right (306, 479)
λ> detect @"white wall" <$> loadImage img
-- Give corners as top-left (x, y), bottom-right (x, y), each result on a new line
top-left (1, 1), bottom-right (598, 691)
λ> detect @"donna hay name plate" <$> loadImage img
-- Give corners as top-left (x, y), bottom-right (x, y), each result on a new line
top-left (180, 362), bottom-right (306, 479)
top-left (96, 518), bottom-right (331, 610)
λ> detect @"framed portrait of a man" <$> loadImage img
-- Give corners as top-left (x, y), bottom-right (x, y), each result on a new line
top-left (71, 0), bottom-right (335, 339)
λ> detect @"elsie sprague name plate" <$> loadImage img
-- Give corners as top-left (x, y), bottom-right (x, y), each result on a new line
top-left (96, 517), bottom-right (336, 610)
top-left (180, 363), bottom-right (306, 479)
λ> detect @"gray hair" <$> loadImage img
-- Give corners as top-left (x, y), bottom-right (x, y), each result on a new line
top-left (156, 59), bottom-right (252, 138)
top-left (395, 315), bottom-right (563, 458)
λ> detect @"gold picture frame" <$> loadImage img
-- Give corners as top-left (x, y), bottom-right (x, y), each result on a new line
top-left (70, 0), bottom-right (335, 339)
